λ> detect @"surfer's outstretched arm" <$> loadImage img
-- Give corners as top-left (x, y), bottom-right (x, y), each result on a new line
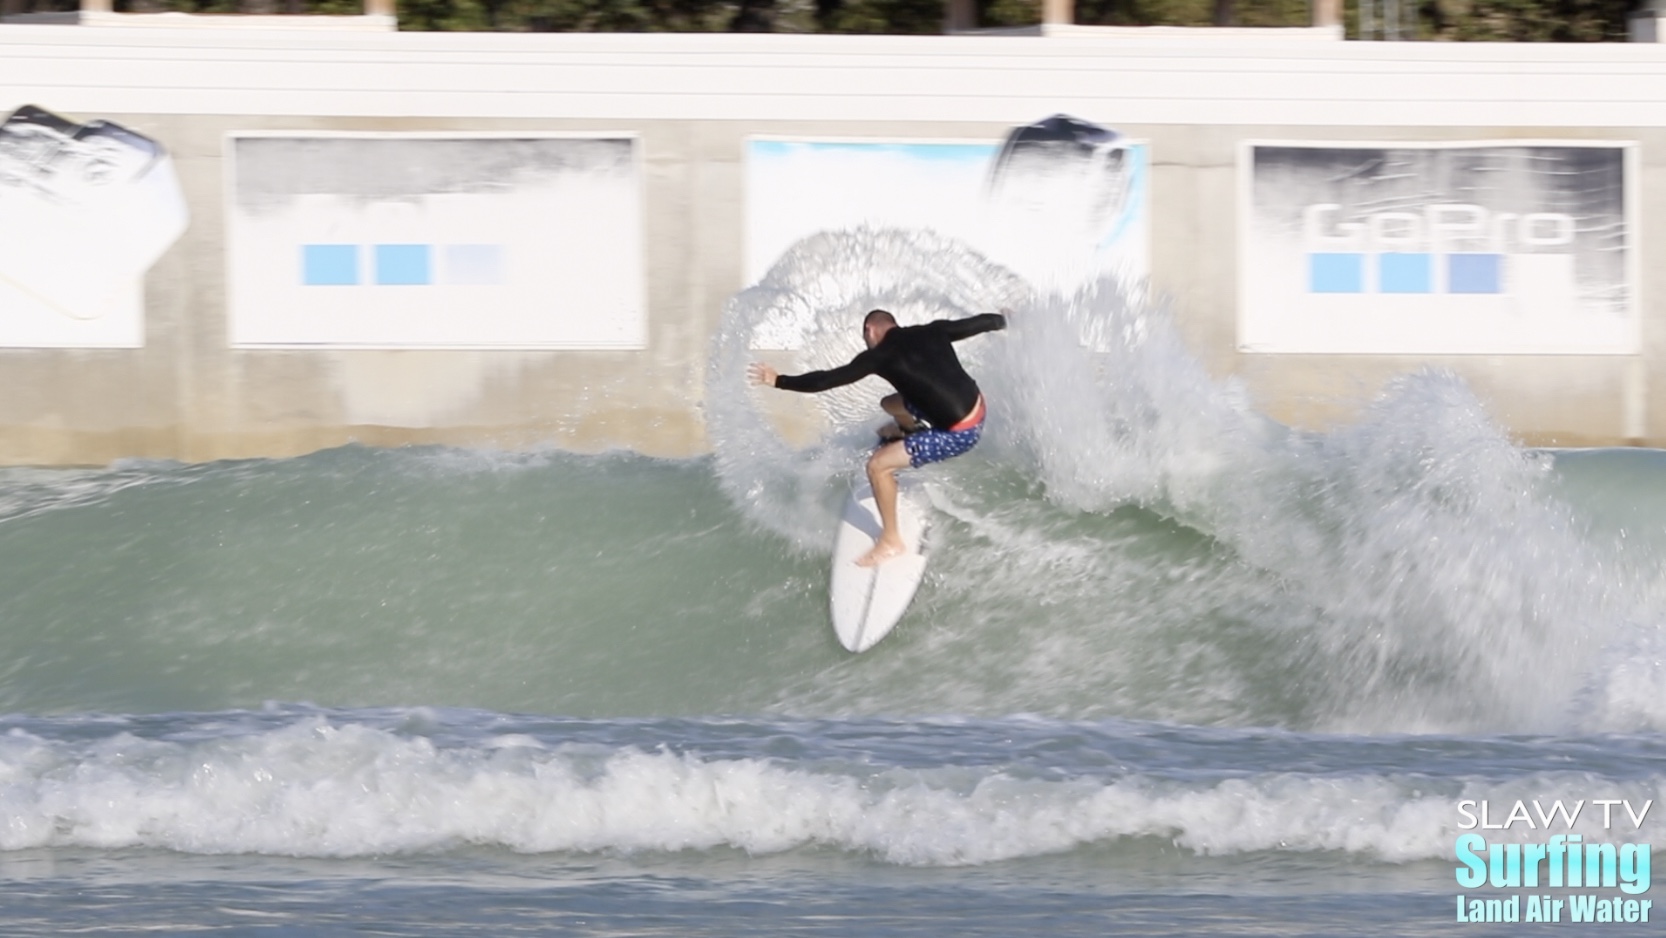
top-left (936, 312), bottom-right (1009, 343)
top-left (748, 357), bottom-right (880, 392)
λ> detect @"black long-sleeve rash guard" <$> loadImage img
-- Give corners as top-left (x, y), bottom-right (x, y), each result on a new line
top-left (773, 313), bottom-right (1007, 430)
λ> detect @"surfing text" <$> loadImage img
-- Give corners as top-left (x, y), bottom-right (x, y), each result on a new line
top-left (1453, 800), bottom-right (1653, 925)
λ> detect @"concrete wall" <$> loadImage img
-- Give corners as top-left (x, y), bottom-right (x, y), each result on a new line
top-left (3, 26), bottom-right (1666, 465)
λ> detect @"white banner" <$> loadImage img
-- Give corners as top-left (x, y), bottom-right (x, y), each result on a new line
top-left (746, 124), bottom-right (1149, 340)
top-left (1239, 141), bottom-right (1637, 355)
top-left (227, 133), bottom-right (645, 349)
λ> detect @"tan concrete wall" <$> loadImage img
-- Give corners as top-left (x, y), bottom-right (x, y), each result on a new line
top-left (3, 28), bottom-right (1666, 464)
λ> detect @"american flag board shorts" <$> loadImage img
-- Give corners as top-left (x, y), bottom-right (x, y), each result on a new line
top-left (900, 400), bottom-right (985, 469)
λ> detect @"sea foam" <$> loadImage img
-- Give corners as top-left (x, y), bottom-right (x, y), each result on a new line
top-left (2, 718), bottom-right (1655, 865)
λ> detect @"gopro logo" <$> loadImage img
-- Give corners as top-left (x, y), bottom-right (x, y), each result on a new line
top-left (1302, 203), bottom-right (1575, 295)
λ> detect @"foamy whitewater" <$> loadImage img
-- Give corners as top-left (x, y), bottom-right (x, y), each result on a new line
top-left (4, 229), bottom-right (1666, 935)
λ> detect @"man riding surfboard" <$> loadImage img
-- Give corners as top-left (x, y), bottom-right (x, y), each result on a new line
top-left (749, 307), bottom-right (1009, 567)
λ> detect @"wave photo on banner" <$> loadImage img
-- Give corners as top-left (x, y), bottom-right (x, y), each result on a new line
top-left (0, 105), bottom-right (188, 348)
top-left (744, 116), bottom-right (1148, 351)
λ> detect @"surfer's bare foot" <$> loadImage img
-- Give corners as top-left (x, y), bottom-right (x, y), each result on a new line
top-left (855, 537), bottom-right (907, 567)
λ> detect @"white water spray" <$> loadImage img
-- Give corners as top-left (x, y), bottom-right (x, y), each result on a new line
top-left (710, 225), bottom-right (1653, 733)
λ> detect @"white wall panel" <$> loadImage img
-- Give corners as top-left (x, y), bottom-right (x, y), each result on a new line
top-left (4, 28), bottom-right (1666, 127)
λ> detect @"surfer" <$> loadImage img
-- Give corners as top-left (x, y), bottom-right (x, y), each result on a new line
top-left (748, 308), bottom-right (1008, 567)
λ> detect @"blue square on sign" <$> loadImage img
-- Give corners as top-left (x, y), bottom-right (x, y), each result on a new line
top-left (302, 244), bottom-right (359, 286)
top-left (1379, 253), bottom-right (1432, 294)
top-left (1448, 253), bottom-right (1503, 294)
top-left (443, 244), bottom-right (504, 286)
top-left (375, 244), bottom-right (432, 286)
top-left (1309, 253), bottom-right (1364, 293)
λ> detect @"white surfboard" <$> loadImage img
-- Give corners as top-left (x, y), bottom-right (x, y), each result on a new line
top-left (830, 481), bottom-right (931, 653)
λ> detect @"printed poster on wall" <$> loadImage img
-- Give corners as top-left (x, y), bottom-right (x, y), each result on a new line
top-left (745, 124), bottom-right (1149, 348)
top-left (227, 133), bottom-right (645, 349)
top-left (1239, 141), bottom-right (1637, 355)
top-left (0, 105), bottom-right (188, 348)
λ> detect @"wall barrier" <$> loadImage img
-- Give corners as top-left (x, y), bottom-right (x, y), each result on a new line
top-left (3, 25), bottom-right (1666, 464)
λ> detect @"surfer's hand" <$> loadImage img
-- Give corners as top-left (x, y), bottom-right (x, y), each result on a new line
top-left (747, 362), bottom-right (779, 388)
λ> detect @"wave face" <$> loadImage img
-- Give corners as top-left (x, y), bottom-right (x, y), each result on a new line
top-left (1, 229), bottom-right (1664, 733)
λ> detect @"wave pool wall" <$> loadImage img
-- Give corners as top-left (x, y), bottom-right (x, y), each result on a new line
top-left (2, 28), bottom-right (1666, 464)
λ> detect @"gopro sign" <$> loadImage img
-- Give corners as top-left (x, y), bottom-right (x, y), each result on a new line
top-left (1241, 141), bottom-right (1634, 355)
top-left (1303, 203), bottom-right (1576, 295)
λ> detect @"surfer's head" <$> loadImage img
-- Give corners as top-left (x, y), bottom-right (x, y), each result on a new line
top-left (863, 309), bottom-right (897, 348)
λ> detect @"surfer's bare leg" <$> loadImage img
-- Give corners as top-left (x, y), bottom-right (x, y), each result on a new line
top-left (857, 441), bottom-right (912, 567)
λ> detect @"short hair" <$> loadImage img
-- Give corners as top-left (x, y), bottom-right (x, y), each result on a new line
top-left (864, 309), bottom-right (897, 330)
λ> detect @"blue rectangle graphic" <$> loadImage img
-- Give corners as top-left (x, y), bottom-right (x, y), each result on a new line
top-left (442, 244), bottom-right (504, 286)
top-left (375, 244), bottom-right (432, 286)
top-left (302, 244), bottom-right (359, 286)
top-left (1379, 253), bottom-right (1432, 294)
top-left (1447, 253), bottom-right (1504, 294)
top-left (1309, 253), bottom-right (1364, 293)
top-left (300, 242), bottom-right (509, 287)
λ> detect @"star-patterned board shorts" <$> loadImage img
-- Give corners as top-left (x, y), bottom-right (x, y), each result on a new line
top-left (901, 400), bottom-right (985, 469)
